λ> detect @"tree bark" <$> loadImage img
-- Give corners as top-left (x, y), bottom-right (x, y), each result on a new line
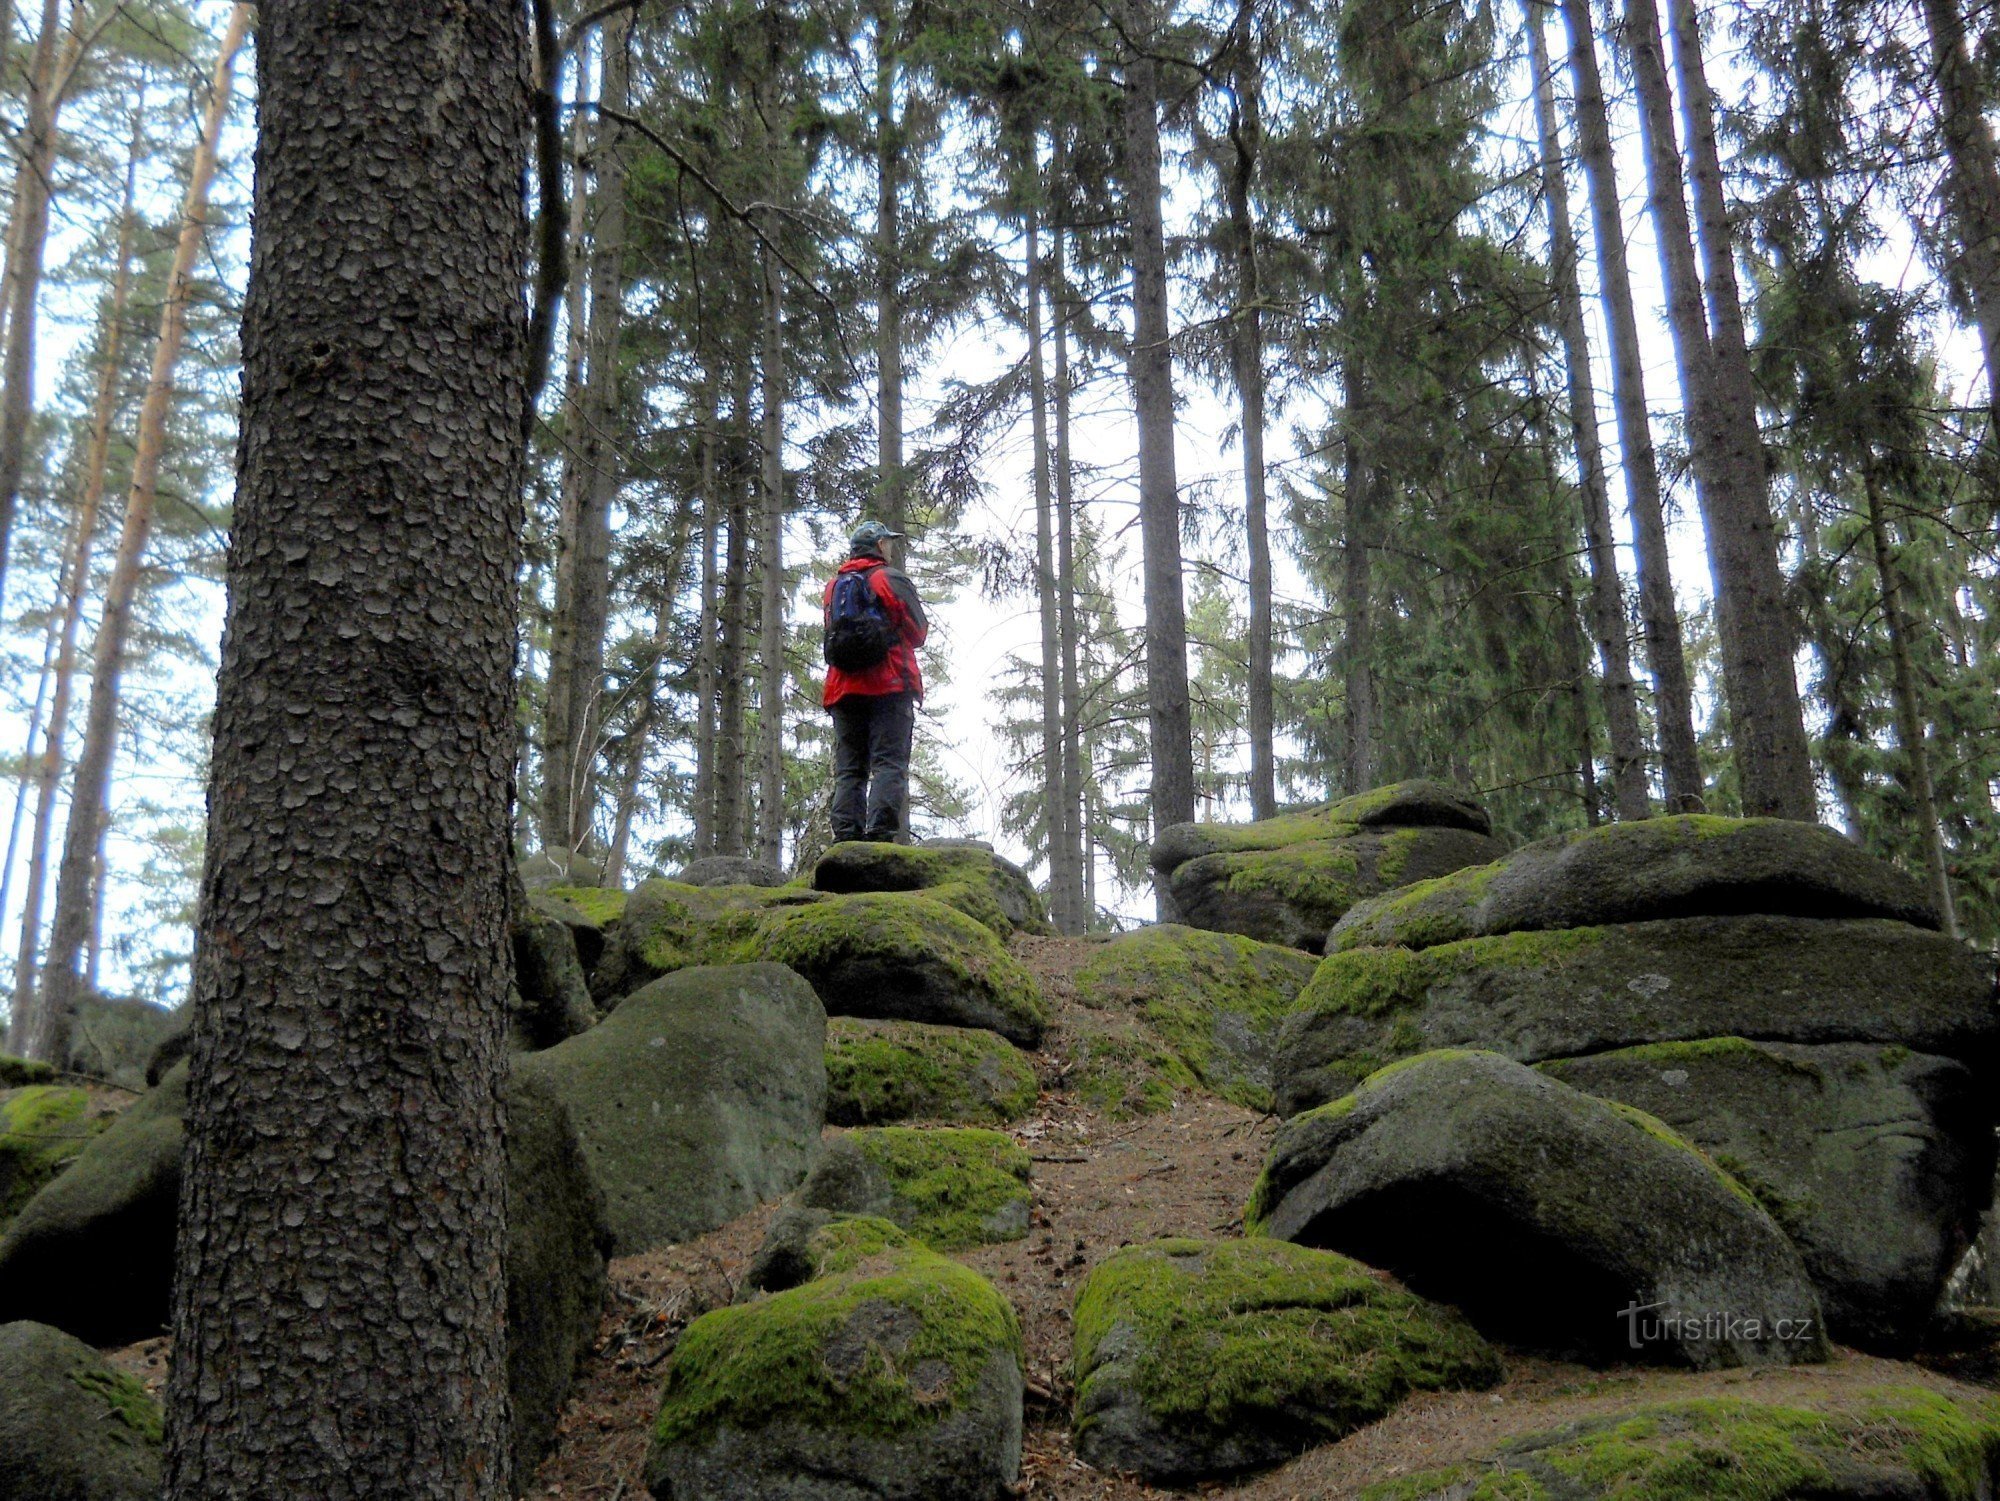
top-left (690, 379), bottom-right (721, 859)
top-left (1863, 463), bottom-right (1957, 935)
top-left (1557, 572), bottom-right (1602, 824)
top-left (713, 374), bottom-right (752, 857)
top-left (10, 112), bottom-right (140, 1043)
top-left (1662, 0), bottom-right (1815, 819)
top-left (1226, 19), bottom-right (1278, 822)
top-left (540, 10), bottom-right (631, 854)
top-left (1050, 214), bottom-right (1088, 931)
top-left (1558, 0), bottom-right (1704, 810)
top-left (1122, 29), bottom-right (1197, 882)
top-left (875, 0), bottom-right (906, 532)
top-left (36, 6), bottom-right (250, 1063)
top-left (0, 0), bottom-right (75, 607)
top-left (160, 0), bottom-right (525, 1493)
top-left (1529, 0), bottom-right (1648, 820)
top-left (1340, 372), bottom-right (1378, 796)
top-left (757, 237), bottom-right (788, 863)
top-left (1632, 0), bottom-right (1824, 824)
top-left (1920, 0), bottom-right (2000, 420)
top-left (1025, 204), bottom-right (1075, 931)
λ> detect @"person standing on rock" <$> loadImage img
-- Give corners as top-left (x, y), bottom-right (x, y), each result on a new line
top-left (822, 520), bottom-right (929, 843)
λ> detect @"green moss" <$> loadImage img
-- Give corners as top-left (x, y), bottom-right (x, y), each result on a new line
top-left (544, 884), bottom-right (628, 928)
top-left (1369, 1389), bottom-right (2000, 1501)
top-left (1302, 928), bottom-right (1607, 1023)
top-left (0, 1084), bottom-right (105, 1225)
top-left (1072, 1238), bottom-right (1499, 1452)
top-left (1330, 859), bottom-right (1505, 952)
top-left (801, 1214), bottom-right (918, 1277)
top-left (825, 1018), bottom-right (1038, 1126)
top-left (0, 1054), bottom-right (54, 1087)
top-left (1061, 1014), bottom-right (1199, 1118)
top-left (810, 841), bottom-right (1050, 936)
top-left (847, 1126), bottom-right (1032, 1251)
top-left (654, 1242), bottom-right (1023, 1446)
top-left (1072, 926), bottom-right (1316, 1110)
top-left (68, 1364), bottom-right (164, 1447)
top-left (1221, 844), bottom-right (1362, 915)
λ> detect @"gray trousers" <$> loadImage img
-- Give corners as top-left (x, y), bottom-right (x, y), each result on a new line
top-left (829, 692), bottom-right (915, 842)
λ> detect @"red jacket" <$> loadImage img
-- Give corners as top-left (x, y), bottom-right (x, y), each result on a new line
top-left (822, 554), bottom-right (928, 706)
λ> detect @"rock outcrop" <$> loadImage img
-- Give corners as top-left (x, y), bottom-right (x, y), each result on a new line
top-left (1074, 924), bottom-right (1317, 1111)
top-left (1249, 1050), bottom-right (1828, 1369)
top-left (825, 1017), bottom-right (1038, 1127)
top-left (0, 1320), bottom-right (161, 1501)
top-left (0, 1086), bottom-right (110, 1231)
top-left (60, 998), bottom-right (180, 1093)
top-left (1071, 1238), bottom-right (1499, 1482)
top-left (1150, 781), bottom-right (1505, 951)
top-left (812, 840), bottom-right (1050, 936)
top-left (511, 905), bottom-right (597, 1050)
top-left (673, 855), bottom-right (786, 888)
top-left (645, 1217), bottom-right (1024, 1501)
top-left (521, 963), bottom-right (826, 1256)
top-left (793, 1126), bottom-right (1033, 1251)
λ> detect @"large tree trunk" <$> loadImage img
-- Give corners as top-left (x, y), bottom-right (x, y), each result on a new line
top-left (875, 0), bottom-right (906, 532)
top-left (0, 0), bottom-right (75, 606)
top-left (1663, 0), bottom-right (1814, 818)
top-left (1863, 464), bottom-right (1957, 935)
top-left (1122, 29), bottom-right (1197, 887)
top-left (1920, 0), bottom-right (2000, 418)
top-left (1226, 29), bottom-right (1278, 821)
top-left (1050, 215), bottom-right (1088, 930)
top-left (160, 0), bottom-right (524, 1493)
top-left (713, 376), bottom-right (751, 858)
top-left (539, 11), bottom-right (631, 855)
top-left (1529, 0), bottom-right (1648, 820)
top-left (690, 379), bottom-right (721, 859)
top-left (9, 115), bottom-right (140, 1044)
top-left (1558, 0), bottom-right (1703, 811)
top-left (36, 7), bottom-right (249, 1064)
top-left (1626, 0), bottom-right (1813, 819)
top-left (1025, 204), bottom-right (1075, 931)
top-left (757, 238), bottom-right (788, 864)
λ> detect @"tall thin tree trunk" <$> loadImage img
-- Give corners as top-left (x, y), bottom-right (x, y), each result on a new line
top-left (1559, 0), bottom-right (1704, 809)
top-left (1340, 373), bottom-right (1378, 796)
top-left (713, 376), bottom-right (751, 857)
top-left (1530, 0), bottom-right (1648, 820)
top-left (1122, 28), bottom-right (1197, 887)
top-left (1661, 0), bottom-right (1815, 819)
top-left (84, 801), bottom-right (106, 993)
top-left (35, 4), bottom-right (249, 1064)
top-left (1226, 21), bottom-right (1278, 821)
top-left (1863, 463), bottom-right (1957, 935)
top-left (1920, 0), bottom-right (2000, 419)
top-left (540, 10), bottom-right (631, 854)
top-left (1557, 573), bottom-right (1602, 824)
top-left (757, 237), bottom-right (788, 864)
top-left (1025, 204), bottom-right (1074, 931)
top-left (875, 0), bottom-right (906, 532)
top-left (690, 379), bottom-right (721, 859)
top-left (1050, 231), bottom-right (1087, 930)
top-left (0, 0), bottom-right (74, 605)
top-left (10, 112), bottom-right (139, 1042)
top-left (605, 561), bottom-right (683, 889)
top-left (1632, 0), bottom-right (1824, 824)
top-left (161, 0), bottom-right (524, 1486)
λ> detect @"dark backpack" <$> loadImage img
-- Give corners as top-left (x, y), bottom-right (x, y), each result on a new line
top-left (824, 567), bottom-right (896, 672)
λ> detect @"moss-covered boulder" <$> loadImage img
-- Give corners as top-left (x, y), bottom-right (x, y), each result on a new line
top-left (1272, 916), bottom-right (1998, 1117)
top-left (521, 963), bottom-right (826, 1255)
top-left (511, 904), bottom-right (597, 1051)
top-left (674, 855), bottom-right (786, 888)
top-left (1152, 780), bottom-right (1493, 871)
top-left (750, 893), bottom-right (1049, 1047)
top-left (0, 1063), bottom-right (186, 1345)
top-left (812, 840), bottom-right (1050, 936)
top-left (584, 878), bottom-right (821, 1003)
top-left (60, 998), bottom-right (180, 1093)
top-left (530, 883), bottom-right (627, 976)
top-left (0, 1056), bottom-right (52, 1088)
top-left (1050, 1010), bottom-right (1199, 1119)
top-left (826, 1018), bottom-right (1038, 1127)
top-left (0, 1087), bottom-right (111, 1231)
top-left (1249, 1050), bottom-right (1827, 1368)
top-left (1361, 1387), bottom-right (2000, 1500)
top-left (0, 1320), bottom-right (161, 1501)
top-left (645, 1221), bottom-right (1024, 1501)
top-left (795, 1126), bottom-right (1033, 1251)
top-left (1074, 924), bottom-right (1316, 1110)
top-left (1072, 1238), bottom-right (1499, 1482)
top-left (1331, 815), bottom-right (1939, 954)
top-left (1540, 1040), bottom-right (1995, 1354)
top-left (506, 1068), bottom-right (612, 1479)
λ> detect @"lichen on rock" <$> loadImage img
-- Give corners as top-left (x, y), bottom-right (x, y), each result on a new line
top-left (1072, 1237), bottom-right (1500, 1482)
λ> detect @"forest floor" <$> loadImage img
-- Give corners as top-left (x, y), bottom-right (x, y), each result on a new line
top-left (517, 931), bottom-right (1998, 1501)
